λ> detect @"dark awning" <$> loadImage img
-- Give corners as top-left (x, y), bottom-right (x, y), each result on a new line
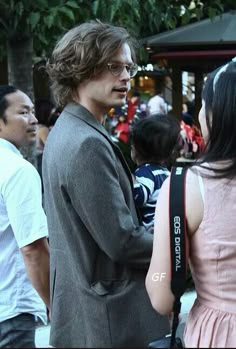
top-left (145, 11), bottom-right (236, 48)
top-left (151, 49), bottom-right (236, 59)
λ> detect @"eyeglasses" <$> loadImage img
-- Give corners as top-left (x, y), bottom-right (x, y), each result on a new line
top-left (107, 62), bottom-right (139, 78)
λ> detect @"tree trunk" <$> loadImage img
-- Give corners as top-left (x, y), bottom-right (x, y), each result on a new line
top-left (7, 36), bottom-right (37, 167)
top-left (7, 37), bottom-right (34, 99)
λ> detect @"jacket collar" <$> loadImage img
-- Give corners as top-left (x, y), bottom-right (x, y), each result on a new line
top-left (64, 102), bottom-right (109, 138)
top-left (64, 102), bottom-right (133, 187)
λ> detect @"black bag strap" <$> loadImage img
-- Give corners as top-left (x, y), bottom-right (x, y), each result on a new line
top-left (169, 166), bottom-right (188, 348)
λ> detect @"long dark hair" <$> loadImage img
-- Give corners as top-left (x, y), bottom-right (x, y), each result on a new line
top-left (198, 60), bottom-right (236, 179)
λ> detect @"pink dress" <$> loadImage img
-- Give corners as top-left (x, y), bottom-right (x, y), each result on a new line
top-left (184, 167), bottom-right (236, 348)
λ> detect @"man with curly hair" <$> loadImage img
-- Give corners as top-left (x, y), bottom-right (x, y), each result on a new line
top-left (43, 20), bottom-right (169, 348)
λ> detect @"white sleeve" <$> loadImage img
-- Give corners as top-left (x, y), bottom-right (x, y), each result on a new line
top-left (2, 162), bottom-right (48, 248)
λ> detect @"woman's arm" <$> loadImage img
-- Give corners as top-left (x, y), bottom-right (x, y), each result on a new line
top-left (145, 169), bottom-right (203, 315)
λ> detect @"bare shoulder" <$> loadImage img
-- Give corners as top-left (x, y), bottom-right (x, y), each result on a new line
top-left (155, 167), bottom-right (204, 236)
top-left (186, 167), bottom-right (204, 236)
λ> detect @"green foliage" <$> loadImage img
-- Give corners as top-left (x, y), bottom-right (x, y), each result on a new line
top-left (0, 0), bottom-right (234, 63)
top-left (28, 12), bottom-right (41, 30)
top-left (0, 0), bottom-right (82, 58)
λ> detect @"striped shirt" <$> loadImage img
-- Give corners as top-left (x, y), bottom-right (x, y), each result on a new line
top-left (133, 164), bottom-right (170, 230)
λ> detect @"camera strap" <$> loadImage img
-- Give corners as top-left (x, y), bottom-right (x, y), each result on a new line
top-left (169, 166), bottom-right (188, 348)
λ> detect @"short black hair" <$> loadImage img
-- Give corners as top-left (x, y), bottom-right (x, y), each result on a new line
top-left (130, 114), bottom-right (180, 165)
top-left (0, 85), bottom-right (17, 123)
top-left (182, 113), bottom-right (193, 126)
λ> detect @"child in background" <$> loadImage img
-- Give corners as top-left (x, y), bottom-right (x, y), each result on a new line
top-left (130, 114), bottom-right (180, 232)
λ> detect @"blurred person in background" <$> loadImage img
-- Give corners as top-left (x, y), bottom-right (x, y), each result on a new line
top-left (35, 99), bottom-right (54, 180)
top-left (127, 90), bottom-right (140, 124)
top-left (147, 87), bottom-right (167, 115)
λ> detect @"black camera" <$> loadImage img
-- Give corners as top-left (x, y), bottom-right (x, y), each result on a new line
top-left (148, 334), bottom-right (183, 348)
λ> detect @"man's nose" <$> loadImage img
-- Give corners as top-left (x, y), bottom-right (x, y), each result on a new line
top-left (120, 67), bottom-right (131, 80)
top-left (29, 113), bottom-right (38, 124)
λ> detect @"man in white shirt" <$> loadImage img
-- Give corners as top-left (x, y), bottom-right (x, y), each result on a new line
top-left (147, 88), bottom-right (167, 115)
top-left (0, 85), bottom-right (50, 348)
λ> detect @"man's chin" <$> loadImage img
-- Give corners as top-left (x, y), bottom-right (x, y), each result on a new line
top-left (26, 137), bottom-right (37, 145)
top-left (113, 99), bottom-right (126, 107)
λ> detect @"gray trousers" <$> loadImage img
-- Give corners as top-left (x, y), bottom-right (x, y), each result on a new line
top-left (0, 313), bottom-right (36, 348)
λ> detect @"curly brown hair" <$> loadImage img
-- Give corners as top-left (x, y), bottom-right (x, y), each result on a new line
top-left (46, 19), bottom-right (137, 107)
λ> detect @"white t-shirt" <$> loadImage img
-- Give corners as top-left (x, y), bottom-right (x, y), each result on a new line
top-left (147, 94), bottom-right (167, 115)
top-left (0, 138), bottom-right (48, 324)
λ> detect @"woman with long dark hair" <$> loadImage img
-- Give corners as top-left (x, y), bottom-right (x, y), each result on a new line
top-left (146, 58), bottom-right (236, 348)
